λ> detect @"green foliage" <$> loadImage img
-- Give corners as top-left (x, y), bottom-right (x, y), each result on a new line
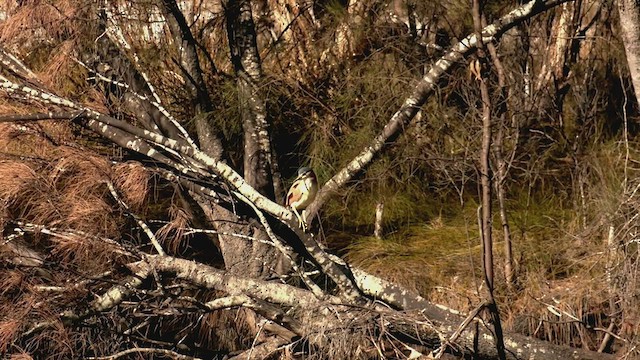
top-left (323, 0), bottom-right (349, 18)
top-left (506, 190), bottom-right (576, 278)
top-left (345, 217), bottom-right (476, 294)
top-left (207, 80), bottom-right (244, 135)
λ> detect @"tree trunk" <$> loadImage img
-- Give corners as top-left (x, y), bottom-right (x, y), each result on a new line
top-left (473, 0), bottom-right (506, 358)
top-left (374, 201), bottom-right (384, 239)
top-left (618, 0), bottom-right (640, 104)
top-left (226, 0), bottom-right (281, 200)
top-left (220, 0), bottom-right (285, 281)
top-left (486, 28), bottom-right (516, 291)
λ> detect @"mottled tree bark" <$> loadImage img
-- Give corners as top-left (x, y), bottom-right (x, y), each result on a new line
top-left (226, 0), bottom-right (280, 200)
top-left (221, 0), bottom-right (286, 280)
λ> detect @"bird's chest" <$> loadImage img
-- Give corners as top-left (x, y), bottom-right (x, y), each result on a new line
top-left (288, 177), bottom-right (317, 209)
top-left (298, 178), bottom-right (318, 205)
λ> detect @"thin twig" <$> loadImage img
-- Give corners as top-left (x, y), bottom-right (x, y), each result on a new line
top-left (12, 221), bottom-right (133, 257)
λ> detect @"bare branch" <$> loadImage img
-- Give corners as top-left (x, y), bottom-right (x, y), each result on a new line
top-left (0, 46), bottom-right (39, 83)
top-left (130, 254), bottom-right (340, 308)
top-left (12, 221), bottom-right (133, 258)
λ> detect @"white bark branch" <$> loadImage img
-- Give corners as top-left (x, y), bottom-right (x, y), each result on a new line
top-left (0, 73), bottom-right (362, 300)
top-left (130, 254), bottom-right (341, 308)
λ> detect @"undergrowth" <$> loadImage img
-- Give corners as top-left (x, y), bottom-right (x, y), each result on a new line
top-left (336, 168), bottom-right (628, 352)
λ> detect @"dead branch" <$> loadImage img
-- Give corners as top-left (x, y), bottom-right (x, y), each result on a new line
top-left (129, 254), bottom-right (339, 309)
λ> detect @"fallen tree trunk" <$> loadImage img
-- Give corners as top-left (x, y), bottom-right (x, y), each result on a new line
top-left (112, 254), bottom-right (620, 360)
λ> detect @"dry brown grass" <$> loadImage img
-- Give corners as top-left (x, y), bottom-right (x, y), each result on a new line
top-left (0, 118), bottom-right (151, 272)
top-left (0, 319), bottom-right (22, 353)
top-left (0, 85), bottom-right (155, 356)
top-left (0, 115), bottom-right (157, 357)
top-left (505, 272), bottom-right (610, 348)
top-left (0, 270), bottom-right (26, 298)
top-left (156, 203), bottom-right (193, 254)
top-left (81, 87), bottom-right (110, 115)
top-left (9, 353), bottom-right (34, 360)
top-left (0, 161), bottom-right (37, 203)
top-left (113, 161), bottom-right (149, 211)
top-left (0, 290), bottom-right (39, 354)
top-left (1, 149), bottom-right (118, 234)
top-left (36, 40), bottom-right (82, 94)
top-left (0, 122), bottom-right (74, 158)
top-left (0, 103), bottom-right (30, 116)
top-left (0, 0), bottom-right (82, 50)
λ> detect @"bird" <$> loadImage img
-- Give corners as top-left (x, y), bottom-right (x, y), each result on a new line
top-left (286, 167), bottom-right (318, 232)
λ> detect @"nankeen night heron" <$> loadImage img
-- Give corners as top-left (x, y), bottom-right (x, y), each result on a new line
top-left (286, 167), bottom-right (318, 231)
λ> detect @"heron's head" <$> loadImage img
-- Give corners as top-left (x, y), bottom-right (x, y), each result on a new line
top-left (297, 167), bottom-right (314, 178)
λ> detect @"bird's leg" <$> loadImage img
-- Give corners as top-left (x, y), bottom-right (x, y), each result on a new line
top-left (292, 207), bottom-right (307, 232)
top-left (301, 209), bottom-right (309, 232)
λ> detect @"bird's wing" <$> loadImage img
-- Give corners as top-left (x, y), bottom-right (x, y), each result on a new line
top-left (286, 181), bottom-right (300, 206)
